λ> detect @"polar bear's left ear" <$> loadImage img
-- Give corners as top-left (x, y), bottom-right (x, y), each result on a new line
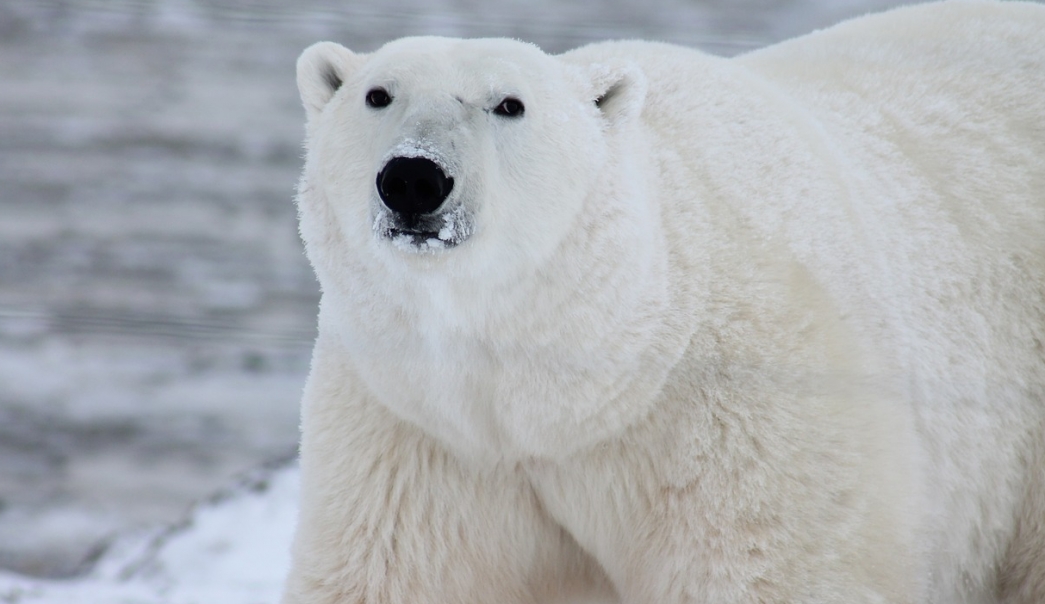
top-left (587, 61), bottom-right (647, 126)
top-left (297, 41), bottom-right (364, 122)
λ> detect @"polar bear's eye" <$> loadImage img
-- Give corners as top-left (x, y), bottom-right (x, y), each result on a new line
top-left (493, 97), bottom-right (525, 118)
top-left (366, 88), bottom-right (392, 109)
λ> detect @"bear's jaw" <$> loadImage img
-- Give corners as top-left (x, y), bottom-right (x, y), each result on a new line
top-left (372, 203), bottom-right (474, 252)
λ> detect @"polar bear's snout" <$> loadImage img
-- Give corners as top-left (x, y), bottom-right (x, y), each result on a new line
top-left (371, 152), bottom-right (473, 252)
top-left (377, 156), bottom-right (455, 216)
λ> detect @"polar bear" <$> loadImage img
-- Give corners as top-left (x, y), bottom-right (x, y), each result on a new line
top-left (282, 1), bottom-right (1045, 603)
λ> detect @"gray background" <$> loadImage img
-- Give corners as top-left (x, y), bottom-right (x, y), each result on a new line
top-left (0, 0), bottom-right (974, 579)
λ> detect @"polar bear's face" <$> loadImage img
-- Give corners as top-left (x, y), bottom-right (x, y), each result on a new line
top-left (296, 37), bottom-right (645, 286)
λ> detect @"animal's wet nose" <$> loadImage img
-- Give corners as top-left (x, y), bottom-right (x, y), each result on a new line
top-left (376, 157), bottom-right (454, 215)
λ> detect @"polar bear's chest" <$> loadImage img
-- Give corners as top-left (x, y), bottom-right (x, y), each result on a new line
top-left (349, 324), bottom-right (509, 455)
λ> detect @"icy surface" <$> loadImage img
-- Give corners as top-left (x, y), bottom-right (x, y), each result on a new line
top-left (0, 462), bottom-right (299, 604)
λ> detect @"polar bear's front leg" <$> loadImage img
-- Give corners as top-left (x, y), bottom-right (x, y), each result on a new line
top-left (281, 337), bottom-right (606, 604)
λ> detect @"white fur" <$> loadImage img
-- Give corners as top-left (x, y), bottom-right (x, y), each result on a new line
top-left (283, 2), bottom-right (1045, 603)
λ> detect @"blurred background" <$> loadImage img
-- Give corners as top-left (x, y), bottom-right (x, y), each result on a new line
top-left (0, 0), bottom-right (954, 582)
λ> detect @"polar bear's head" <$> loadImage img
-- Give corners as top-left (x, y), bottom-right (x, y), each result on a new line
top-left (295, 37), bottom-right (647, 290)
top-left (294, 38), bottom-right (675, 458)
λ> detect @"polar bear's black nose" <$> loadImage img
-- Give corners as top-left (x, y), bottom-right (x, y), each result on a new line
top-left (377, 157), bottom-right (454, 215)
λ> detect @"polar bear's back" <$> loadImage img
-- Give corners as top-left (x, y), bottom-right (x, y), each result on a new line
top-left (739, 0), bottom-right (1045, 183)
top-left (747, 5), bottom-right (1045, 595)
top-left (736, 0), bottom-right (1045, 374)
top-left (738, 0), bottom-right (1045, 236)
top-left (754, 3), bottom-right (1045, 598)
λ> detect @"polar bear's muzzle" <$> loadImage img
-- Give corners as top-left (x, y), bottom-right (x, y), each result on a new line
top-left (372, 155), bottom-right (473, 252)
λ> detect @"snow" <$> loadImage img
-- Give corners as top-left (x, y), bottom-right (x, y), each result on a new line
top-left (0, 463), bottom-right (299, 604)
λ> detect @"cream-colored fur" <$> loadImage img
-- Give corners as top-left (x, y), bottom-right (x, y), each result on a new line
top-left (283, 2), bottom-right (1045, 602)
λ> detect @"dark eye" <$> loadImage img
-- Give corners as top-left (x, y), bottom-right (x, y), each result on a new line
top-left (366, 88), bottom-right (392, 108)
top-left (493, 97), bottom-right (524, 118)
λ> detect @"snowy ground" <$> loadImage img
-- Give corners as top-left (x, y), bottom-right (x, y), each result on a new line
top-left (0, 0), bottom-right (978, 600)
top-left (0, 461), bottom-right (299, 604)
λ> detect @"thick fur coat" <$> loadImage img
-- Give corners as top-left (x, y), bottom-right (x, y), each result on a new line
top-left (283, 2), bottom-right (1045, 602)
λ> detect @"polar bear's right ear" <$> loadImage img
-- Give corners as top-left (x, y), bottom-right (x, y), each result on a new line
top-left (297, 42), bottom-right (364, 121)
top-left (586, 61), bottom-right (647, 127)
